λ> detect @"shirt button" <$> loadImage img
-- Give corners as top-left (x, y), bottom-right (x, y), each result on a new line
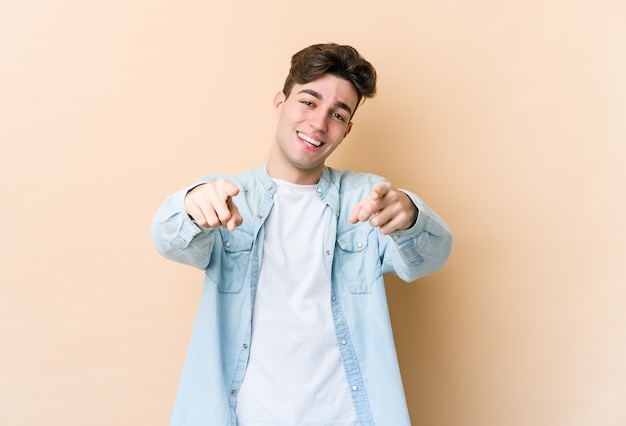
top-left (243, 343), bottom-right (248, 349)
top-left (325, 250), bottom-right (330, 256)
top-left (317, 188), bottom-right (322, 193)
top-left (231, 389), bottom-right (237, 395)
top-left (225, 241), bottom-right (231, 248)
top-left (352, 385), bottom-right (358, 391)
top-left (357, 242), bottom-right (363, 248)
top-left (341, 339), bottom-right (347, 345)
top-left (257, 214), bottom-right (263, 219)
top-left (331, 294), bottom-right (336, 302)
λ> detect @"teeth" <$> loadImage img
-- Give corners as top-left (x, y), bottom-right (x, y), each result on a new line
top-left (298, 132), bottom-right (322, 147)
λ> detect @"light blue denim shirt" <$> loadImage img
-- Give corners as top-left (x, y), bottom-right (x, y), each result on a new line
top-left (151, 165), bottom-right (452, 426)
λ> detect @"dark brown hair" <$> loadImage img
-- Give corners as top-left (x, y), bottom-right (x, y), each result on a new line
top-left (282, 43), bottom-right (377, 116)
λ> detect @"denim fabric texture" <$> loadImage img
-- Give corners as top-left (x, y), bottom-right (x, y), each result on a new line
top-left (151, 165), bottom-right (452, 426)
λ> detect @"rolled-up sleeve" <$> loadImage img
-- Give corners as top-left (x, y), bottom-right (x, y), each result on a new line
top-left (384, 190), bottom-right (452, 282)
top-left (150, 183), bottom-right (217, 270)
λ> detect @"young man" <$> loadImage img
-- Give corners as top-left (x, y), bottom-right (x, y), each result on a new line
top-left (152, 43), bottom-right (452, 426)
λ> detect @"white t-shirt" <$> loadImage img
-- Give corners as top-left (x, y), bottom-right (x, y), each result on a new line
top-left (236, 179), bottom-right (358, 425)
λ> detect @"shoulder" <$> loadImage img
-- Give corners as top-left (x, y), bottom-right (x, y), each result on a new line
top-left (195, 167), bottom-right (259, 189)
top-left (325, 167), bottom-right (387, 192)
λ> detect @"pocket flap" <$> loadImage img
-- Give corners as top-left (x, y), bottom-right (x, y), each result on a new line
top-left (220, 229), bottom-right (254, 252)
top-left (336, 227), bottom-right (370, 252)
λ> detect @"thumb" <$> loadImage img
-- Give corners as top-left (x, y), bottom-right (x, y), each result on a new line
top-left (225, 200), bottom-right (243, 231)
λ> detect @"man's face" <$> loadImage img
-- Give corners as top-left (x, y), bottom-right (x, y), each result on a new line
top-left (268, 73), bottom-right (358, 184)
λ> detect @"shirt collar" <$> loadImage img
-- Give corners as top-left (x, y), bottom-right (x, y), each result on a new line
top-left (255, 165), bottom-right (339, 211)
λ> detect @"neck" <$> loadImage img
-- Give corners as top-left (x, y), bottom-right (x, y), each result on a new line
top-left (266, 145), bottom-right (323, 185)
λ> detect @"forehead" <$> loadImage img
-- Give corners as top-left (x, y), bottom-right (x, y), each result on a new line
top-left (294, 74), bottom-right (358, 111)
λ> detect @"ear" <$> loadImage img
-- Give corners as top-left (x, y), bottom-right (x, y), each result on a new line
top-left (344, 121), bottom-right (353, 138)
top-left (273, 91), bottom-right (286, 110)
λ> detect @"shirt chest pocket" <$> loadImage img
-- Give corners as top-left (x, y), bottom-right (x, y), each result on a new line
top-left (334, 226), bottom-right (383, 294)
top-left (206, 230), bottom-right (254, 294)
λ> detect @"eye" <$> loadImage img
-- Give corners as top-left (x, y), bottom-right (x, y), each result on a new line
top-left (331, 112), bottom-right (346, 122)
top-left (300, 100), bottom-right (315, 107)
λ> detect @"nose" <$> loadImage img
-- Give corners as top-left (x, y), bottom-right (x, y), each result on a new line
top-left (308, 108), bottom-right (328, 132)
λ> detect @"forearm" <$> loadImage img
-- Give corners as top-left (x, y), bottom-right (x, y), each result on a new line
top-left (151, 184), bottom-right (216, 270)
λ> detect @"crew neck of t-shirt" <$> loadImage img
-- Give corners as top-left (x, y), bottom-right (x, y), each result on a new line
top-left (271, 177), bottom-right (318, 190)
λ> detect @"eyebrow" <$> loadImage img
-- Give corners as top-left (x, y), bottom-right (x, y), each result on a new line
top-left (297, 89), bottom-right (353, 116)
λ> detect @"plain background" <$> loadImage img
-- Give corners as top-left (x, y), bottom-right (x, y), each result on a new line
top-left (1, 1), bottom-right (625, 425)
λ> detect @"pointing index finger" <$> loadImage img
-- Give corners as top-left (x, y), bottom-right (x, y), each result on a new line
top-left (371, 181), bottom-right (391, 200)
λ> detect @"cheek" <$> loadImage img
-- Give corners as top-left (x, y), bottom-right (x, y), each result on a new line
top-left (289, 107), bottom-right (308, 123)
top-left (331, 123), bottom-right (351, 140)
top-left (277, 108), bottom-right (298, 130)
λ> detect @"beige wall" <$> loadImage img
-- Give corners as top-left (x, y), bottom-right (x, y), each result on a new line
top-left (1, 1), bottom-right (625, 425)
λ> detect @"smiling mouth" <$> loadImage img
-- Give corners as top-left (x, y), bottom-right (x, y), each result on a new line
top-left (297, 131), bottom-right (324, 147)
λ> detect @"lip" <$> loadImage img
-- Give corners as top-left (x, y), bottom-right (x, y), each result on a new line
top-left (297, 131), bottom-right (325, 149)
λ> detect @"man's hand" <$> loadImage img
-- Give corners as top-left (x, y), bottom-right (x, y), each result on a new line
top-left (184, 179), bottom-right (243, 231)
top-left (349, 182), bottom-right (418, 235)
